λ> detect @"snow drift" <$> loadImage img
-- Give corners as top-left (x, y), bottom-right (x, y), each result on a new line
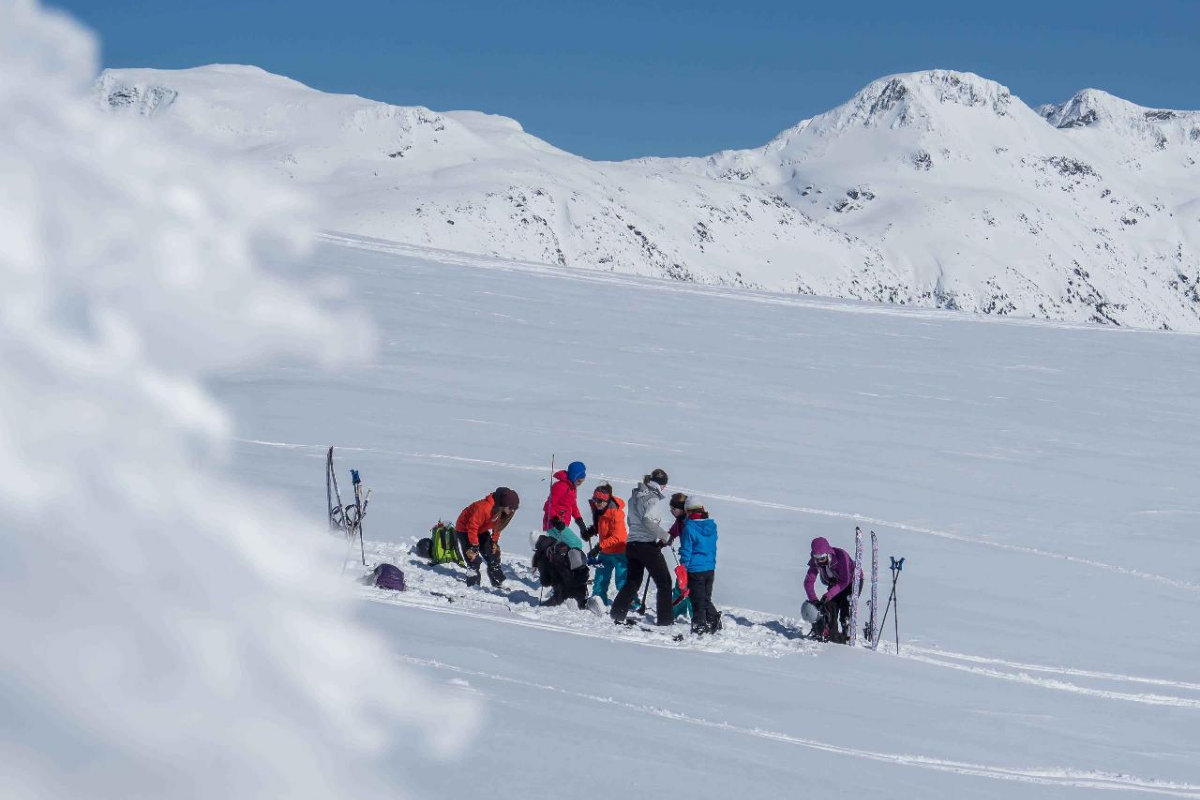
top-left (96, 65), bottom-right (1200, 330)
top-left (0, 2), bottom-right (473, 798)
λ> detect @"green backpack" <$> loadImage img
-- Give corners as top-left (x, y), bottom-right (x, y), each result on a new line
top-left (417, 521), bottom-right (465, 566)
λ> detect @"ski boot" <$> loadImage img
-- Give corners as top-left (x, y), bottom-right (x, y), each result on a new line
top-left (486, 564), bottom-right (505, 587)
top-left (465, 570), bottom-right (481, 588)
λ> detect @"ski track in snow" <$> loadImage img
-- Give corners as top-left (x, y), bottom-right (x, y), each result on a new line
top-left (896, 651), bottom-right (1200, 709)
top-left (238, 437), bottom-right (1200, 592)
top-left (399, 654), bottom-right (1200, 797)
top-left (903, 647), bottom-right (1200, 694)
top-left (359, 537), bottom-right (1200, 712)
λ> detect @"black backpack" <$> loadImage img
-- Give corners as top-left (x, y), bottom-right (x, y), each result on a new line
top-left (533, 535), bottom-right (588, 588)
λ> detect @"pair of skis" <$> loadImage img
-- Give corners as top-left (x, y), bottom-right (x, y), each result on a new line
top-left (327, 446), bottom-right (370, 568)
top-left (848, 526), bottom-right (880, 648)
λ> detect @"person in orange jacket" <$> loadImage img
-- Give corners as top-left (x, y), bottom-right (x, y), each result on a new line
top-left (455, 487), bottom-right (519, 587)
top-left (583, 483), bottom-right (629, 607)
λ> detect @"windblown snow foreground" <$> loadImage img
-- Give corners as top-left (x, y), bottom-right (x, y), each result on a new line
top-left (99, 65), bottom-right (1200, 330)
top-left (221, 233), bottom-right (1200, 799)
top-left (1, 2), bottom-right (471, 799)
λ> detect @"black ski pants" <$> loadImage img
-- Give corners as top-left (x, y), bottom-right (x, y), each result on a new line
top-left (611, 541), bottom-right (673, 625)
top-left (825, 583), bottom-right (858, 642)
top-left (688, 570), bottom-right (718, 631)
top-left (456, 531), bottom-right (500, 573)
top-left (543, 580), bottom-right (588, 609)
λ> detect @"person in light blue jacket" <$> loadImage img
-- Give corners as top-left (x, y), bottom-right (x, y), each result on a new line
top-left (678, 496), bottom-right (720, 635)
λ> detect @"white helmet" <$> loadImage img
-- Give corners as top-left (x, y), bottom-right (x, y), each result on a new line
top-left (684, 496), bottom-right (706, 512)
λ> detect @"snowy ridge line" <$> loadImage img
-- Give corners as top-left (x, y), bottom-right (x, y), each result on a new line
top-left (315, 232), bottom-right (1198, 338)
top-left (906, 646), bottom-right (1200, 693)
top-left (238, 437), bottom-right (1200, 592)
top-left (401, 655), bottom-right (1200, 797)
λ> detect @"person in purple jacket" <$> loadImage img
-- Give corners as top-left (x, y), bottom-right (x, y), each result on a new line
top-left (804, 536), bottom-right (860, 643)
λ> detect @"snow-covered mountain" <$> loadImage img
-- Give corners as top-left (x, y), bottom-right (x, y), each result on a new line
top-left (96, 66), bottom-right (1200, 330)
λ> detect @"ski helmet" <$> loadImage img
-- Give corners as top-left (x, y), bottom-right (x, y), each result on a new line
top-left (415, 537), bottom-right (432, 559)
top-left (801, 600), bottom-right (822, 624)
top-left (684, 496), bottom-right (705, 513)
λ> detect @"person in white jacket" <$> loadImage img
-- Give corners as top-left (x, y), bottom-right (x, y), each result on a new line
top-left (610, 469), bottom-right (675, 626)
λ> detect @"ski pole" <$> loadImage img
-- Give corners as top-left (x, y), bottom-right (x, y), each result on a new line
top-left (876, 556), bottom-right (904, 654)
top-left (876, 585), bottom-right (895, 650)
top-left (893, 558), bottom-right (902, 655)
top-left (352, 470), bottom-right (367, 566)
top-left (358, 488), bottom-right (372, 566)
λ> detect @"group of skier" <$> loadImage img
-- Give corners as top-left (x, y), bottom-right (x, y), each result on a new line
top-left (449, 460), bottom-right (861, 641)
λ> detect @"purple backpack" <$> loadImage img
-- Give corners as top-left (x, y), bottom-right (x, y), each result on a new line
top-left (362, 563), bottom-right (405, 591)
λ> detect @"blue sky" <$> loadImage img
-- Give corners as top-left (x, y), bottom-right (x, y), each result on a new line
top-left (60, 0), bottom-right (1198, 161)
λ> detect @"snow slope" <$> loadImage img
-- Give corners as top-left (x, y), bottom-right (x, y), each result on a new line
top-left (219, 232), bottom-right (1200, 799)
top-left (97, 66), bottom-right (1200, 330)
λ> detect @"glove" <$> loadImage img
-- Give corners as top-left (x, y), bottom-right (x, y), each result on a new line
top-left (464, 547), bottom-right (479, 563)
top-left (587, 544), bottom-right (601, 560)
top-left (656, 540), bottom-right (667, 549)
top-left (575, 518), bottom-right (588, 537)
top-left (582, 524), bottom-right (597, 541)
top-left (552, 518), bottom-right (566, 532)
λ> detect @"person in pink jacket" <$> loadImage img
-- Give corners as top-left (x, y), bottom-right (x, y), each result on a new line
top-left (804, 536), bottom-right (860, 643)
top-left (542, 460), bottom-right (589, 539)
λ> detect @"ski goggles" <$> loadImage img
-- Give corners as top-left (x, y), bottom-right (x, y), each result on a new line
top-left (592, 489), bottom-right (612, 502)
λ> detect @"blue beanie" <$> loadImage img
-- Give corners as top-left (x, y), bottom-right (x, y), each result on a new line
top-left (566, 461), bottom-right (587, 482)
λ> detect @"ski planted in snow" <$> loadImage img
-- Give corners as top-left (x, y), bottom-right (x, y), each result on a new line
top-left (849, 526), bottom-right (864, 646)
top-left (327, 446), bottom-right (371, 566)
top-left (867, 530), bottom-right (879, 648)
top-left (326, 446), bottom-right (345, 534)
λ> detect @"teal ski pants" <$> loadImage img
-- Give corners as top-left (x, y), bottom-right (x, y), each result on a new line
top-left (591, 552), bottom-right (628, 606)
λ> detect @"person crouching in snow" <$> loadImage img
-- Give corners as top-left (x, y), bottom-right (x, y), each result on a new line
top-left (804, 536), bottom-right (860, 643)
top-left (544, 460), bottom-right (589, 540)
top-left (679, 497), bottom-right (720, 635)
top-left (533, 516), bottom-right (590, 608)
top-left (455, 487), bottom-right (519, 587)
top-left (585, 483), bottom-right (629, 607)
